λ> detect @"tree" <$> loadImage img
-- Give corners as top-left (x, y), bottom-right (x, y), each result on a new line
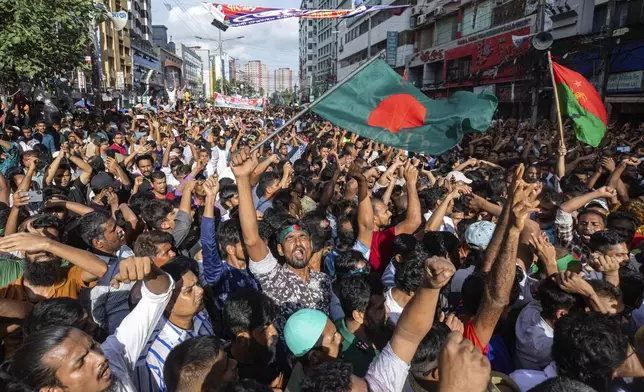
top-left (0, 0), bottom-right (98, 89)
top-left (259, 87), bottom-right (265, 97)
top-left (280, 88), bottom-right (294, 105)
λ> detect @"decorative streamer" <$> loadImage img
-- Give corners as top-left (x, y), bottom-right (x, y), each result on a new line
top-left (202, 2), bottom-right (409, 28)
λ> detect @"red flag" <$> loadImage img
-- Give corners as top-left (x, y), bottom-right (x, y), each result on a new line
top-left (402, 70), bottom-right (408, 80)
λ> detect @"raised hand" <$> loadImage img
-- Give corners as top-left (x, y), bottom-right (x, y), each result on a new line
top-left (231, 150), bottom-right (259, 179)
top-left (529, 231), bottom-right (556, 265)
top-left (110, 256), bottom-right (153, 288)
top-left (439, 312), bottom-right (465, 333)
top-left (0, 232), bottom-right (52, 253)
top-left (348, 163), bottom-right (366, 182)
top-left (589, 252), bottom-right (621, 273)
top-left (555, 271), bottom-right (594, 297)
top-left (403, 161), bottom-right (419, 186)
top-left (202, 175), bottom-right (220, 198)
top-left (12, 192), bottom-right (32, 208)
top-left (596, 185), bottom-right (617, 199)
top-left (423, 256), bottom-right (456, 289)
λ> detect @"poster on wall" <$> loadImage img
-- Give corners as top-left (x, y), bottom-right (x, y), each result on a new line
top-left (213, 92), bottom-right (265, 111)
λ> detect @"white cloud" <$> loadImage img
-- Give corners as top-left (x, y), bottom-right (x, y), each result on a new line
top-left (161, 2), bottom-right (300, 76)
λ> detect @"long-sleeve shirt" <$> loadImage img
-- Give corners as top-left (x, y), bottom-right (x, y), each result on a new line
top-left (200, 216), bottom-right (259, 310)
top-left (103, 275), bottom-right (174, 392)
top-left (134, 311), bottom-right (213, 392)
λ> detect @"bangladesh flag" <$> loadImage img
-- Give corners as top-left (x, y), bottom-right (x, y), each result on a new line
top-left (552, 61), bottom-right (607, 147)
top-left (312, 60), bottom-right (497, 155)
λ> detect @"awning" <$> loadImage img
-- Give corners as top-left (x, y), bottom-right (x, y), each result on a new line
top-left (606, 95), bottom-right (644, 104)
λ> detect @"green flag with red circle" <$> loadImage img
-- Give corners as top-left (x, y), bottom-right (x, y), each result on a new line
top-left (311, 59), bottom-right (498, 155)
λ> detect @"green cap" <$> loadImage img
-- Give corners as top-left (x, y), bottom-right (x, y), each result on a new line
top-left (284, 309), bottom-right (327, 357)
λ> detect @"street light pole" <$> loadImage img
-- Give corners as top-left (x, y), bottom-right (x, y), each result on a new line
top-left (218, 29), bottom-right (225, 94)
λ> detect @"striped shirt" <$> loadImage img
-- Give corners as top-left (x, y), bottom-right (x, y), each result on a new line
top-left (134, 311), bottom-right (214, 392)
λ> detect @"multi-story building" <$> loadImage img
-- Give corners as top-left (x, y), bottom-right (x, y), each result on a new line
top-left (151, 25), bottom-right (172, 50)
top-left (156, 46), bottom-right (183, 88)
top-left (128, 0), bottom-right (152, 41)
top-left (298, 0), bottom-right (317, 101)
top-left (96, 0), bottom-right (134, 106)
top-left (244, 60), bottom-right (270, 96)
top-left (176, 44), bottom-right (203, 97)
top-left (548, 0), bottom-right (644, 121)
top-left (337, 0), bottom-right (414, 82)
top-left (315, 0), bottom-right (339, 95)
top-left (274, 68), bottom-right (294, 92)
top-left (194, 48), bottom-right (214, 99)
top-left (128, 0), bottom-right (159, 103)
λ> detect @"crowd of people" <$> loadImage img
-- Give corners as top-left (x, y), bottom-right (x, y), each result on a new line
top-left (0, 99), bottom-right (643, 392)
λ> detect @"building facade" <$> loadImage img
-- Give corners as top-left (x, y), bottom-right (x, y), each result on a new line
top-left (177, 44), bottom-right (203, 97)
top-left (337, 0), bottom-right (414, 83)
top-left (275, 68), bottom-right (294, 92)
top-left (96, 0), bottom-right (134, 106)
top-left (298, 0), bottom-right (318, 101)
top-left (128, 0), bottom-right (152, 41)
top-left (157, 46), bottom-right (183, 89)
top-left (195, 48), bottom-right (214, 99)
top-left (244, 60), bottom-right (270, 95)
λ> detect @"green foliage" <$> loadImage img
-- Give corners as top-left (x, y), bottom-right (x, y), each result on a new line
top-left (0, 0), bottom-right (97, 87)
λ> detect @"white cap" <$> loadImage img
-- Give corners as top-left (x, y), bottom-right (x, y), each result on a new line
top-left (446, 171), bottom-right (472, 184)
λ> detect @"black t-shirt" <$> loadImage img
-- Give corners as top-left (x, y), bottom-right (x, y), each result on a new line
top-left (225, 347), bottom-right (283, 387)
top-left (67, 177), bottom-right (88, 205)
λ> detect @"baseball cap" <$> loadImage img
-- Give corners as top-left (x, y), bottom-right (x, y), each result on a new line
top-left (585, 198), bottom-right (609, 213)
top-left (90, 172), bottom-right (121, 193)
top-left (284, 309), bottom-right (328, 357)
top-left (464, 221), bottom-right (496, 250)
top-left (446, 171), bottom-right (473, 184)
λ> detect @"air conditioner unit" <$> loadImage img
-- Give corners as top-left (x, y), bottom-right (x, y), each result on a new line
top-left (418, 15), bottom-right (427, 25)
top-left (434, 6), bottom-right (444, 16)
top-left (411, 6), bottom-right (421, 15)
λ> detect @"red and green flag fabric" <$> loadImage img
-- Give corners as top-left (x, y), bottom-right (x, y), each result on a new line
top-left (312, 59), bottom-right (498, 155)
top-left (552, 61), bottom-right (608, 147)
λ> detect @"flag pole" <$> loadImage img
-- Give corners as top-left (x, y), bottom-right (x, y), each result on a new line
top-left (251, 49), bottom-right (387, 153)
top-left (547, 51), bottom-right (565, 148)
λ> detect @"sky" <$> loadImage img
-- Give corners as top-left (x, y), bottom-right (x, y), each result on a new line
top-left (150, 0), bottom-right (301, 80)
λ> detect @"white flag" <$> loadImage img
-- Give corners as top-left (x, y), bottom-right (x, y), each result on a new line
top-left (107, 11), bottom-right (128, 31)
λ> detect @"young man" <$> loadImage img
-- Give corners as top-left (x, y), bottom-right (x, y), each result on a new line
top-left (200, 176), bottom-right (258, 310)
top-left (109, 132), bottom-right (127, 156)
top-left (2, 256), bottom-right (174, 392)
top-left (34, 120), bottom-right (56, 156)
top-left (334, 273), bottom-right (389, 376)
top-left (232, 150), bottom-right (330, 329)
top-left (0, 232), bottom-right (108, 358)
top-left (223, 288), bottom-right (281, 388)
top-left (150, 171), bottom-right (175, 200)
top-left (163, 335), bottom-right (238, 392)
top-left (133, 230), bottom-right (177, 267)
top-left (78, 211), bottom-right (135, 334)
top-left (140, 180), bottom-right (195, 248)
top-left (134, 256), bottom-right (212, 392)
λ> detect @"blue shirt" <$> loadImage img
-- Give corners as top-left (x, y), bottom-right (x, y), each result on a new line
top-left (36, 133), bottom-right (56, 155)
top-left (200, 216), bottom-right (259, 310)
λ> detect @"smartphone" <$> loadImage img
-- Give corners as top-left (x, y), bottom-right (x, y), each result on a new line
top-left (136, 115), bottom-right (145, 120)
top-left (21, 190), bottom-right (43, 203)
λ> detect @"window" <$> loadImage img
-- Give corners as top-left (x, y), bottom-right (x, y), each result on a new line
top-left (436, 13), bottom-right (458, 45)
top-left (418, 26), bottom-right (434, 50)
top-left (308, 55), bottom-right (313, 60)
top-left (308, 43), bottom-right (313, 49)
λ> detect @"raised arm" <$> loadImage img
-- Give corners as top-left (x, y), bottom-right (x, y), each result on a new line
top-left (390, 254), bottom-right (455, 364)
top-left (425, 185), bottom-right (470, 232)
top-left (45, 149), bottom-right (66, 185)
top-left (231, 151), bottom-right (267, 262)
top-left (0, 234), bottom-right (108, 283)
top-left (200, 176), bottom-right (225, 285)
top-left (349, 164), bottom-right (374, 248)
top-left (473, 168), bottom-right (540, 348)
top-left (68, 154), bottom-right (94, 185)
top-left (559, 186), bottom-right (616, 213)
top-left (394, 163), bottom-right (421, 235)
top-left (250, 154), bottom-right (278, 186)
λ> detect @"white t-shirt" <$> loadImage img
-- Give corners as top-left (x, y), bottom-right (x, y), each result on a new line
top-left (365, 343), bottom-right (410, 392)
top-left (385, 288), bottom-right (405, 327)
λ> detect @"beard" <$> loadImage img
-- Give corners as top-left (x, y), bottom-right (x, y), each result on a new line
top-left (24, 257), bottom-right (61, 287)
top-left (286, 246), bottom-right (309, 269)
top-left (248, 337), bottom-right (278, 368)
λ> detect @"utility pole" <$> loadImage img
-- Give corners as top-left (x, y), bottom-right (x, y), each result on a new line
top-left (218, 29), bottom-right (225, 94)
top-left (367, 14), bottom-right (372, 58)
top-left (530, 0), bottom-right (546, 126)
top-left (598, 0), bottom-right (616, 102)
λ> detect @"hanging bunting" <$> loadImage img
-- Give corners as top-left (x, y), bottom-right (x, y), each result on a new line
top-left (202, 2), bottom-right (410, 28)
